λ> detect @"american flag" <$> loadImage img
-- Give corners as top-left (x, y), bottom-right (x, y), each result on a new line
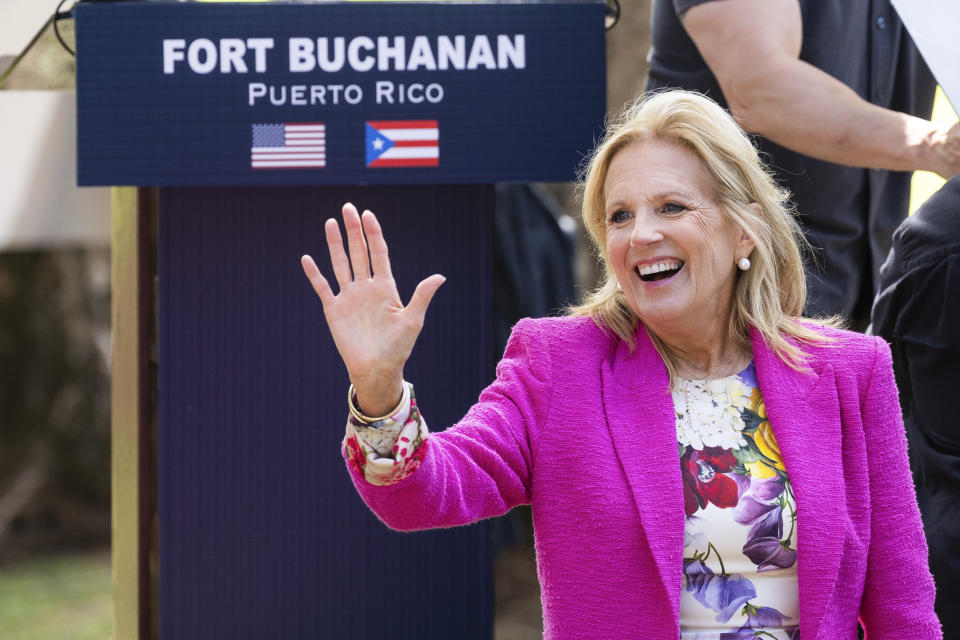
top-left (251, 123), bottom-right (326, 169)
top-left (365, 120), bottom-right (439, 167)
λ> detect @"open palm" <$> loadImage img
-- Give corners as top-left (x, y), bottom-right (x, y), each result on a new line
top-left (301, 203), bottom-right (444, 417)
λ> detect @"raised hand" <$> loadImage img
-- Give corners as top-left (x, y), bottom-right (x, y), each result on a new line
top-left (301, 203), bottom-right (445, 417)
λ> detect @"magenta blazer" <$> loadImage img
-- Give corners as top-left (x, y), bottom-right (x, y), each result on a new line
top-left (347, 316), bottom-right (941, 639)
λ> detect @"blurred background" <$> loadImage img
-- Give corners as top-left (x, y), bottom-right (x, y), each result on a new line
top-left (0, 0), bottom-right (954, 638)
top-left (1, 1), bottom-right (112, 638)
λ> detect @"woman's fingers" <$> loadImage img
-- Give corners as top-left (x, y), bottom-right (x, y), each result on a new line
top-left (325, 217), bottom-right (352, 290)
top-left (361, 210), bottom-right (393, 280)
top-left (300, 254), bottom-right (335, 306)
top-left (406, 274), bottom-right (446, 324)
top-left (309, 204), bottom-right (440, 335)
top-left (342, 203), bottom-right (371, 280)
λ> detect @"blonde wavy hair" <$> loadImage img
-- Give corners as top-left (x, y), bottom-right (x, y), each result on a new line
top-left (570, 90), bottom-right (834, 381)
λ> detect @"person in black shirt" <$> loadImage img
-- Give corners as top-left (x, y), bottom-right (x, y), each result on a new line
top-left (872, 177), bottom-right (960, 640)
top-left (646, 0), bottom-right (960, 328)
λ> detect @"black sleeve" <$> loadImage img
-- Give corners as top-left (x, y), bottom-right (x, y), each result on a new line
top-left (873, 177), bottom-right (960, 452)
top-left (894, 256), bottom-right (960, 453)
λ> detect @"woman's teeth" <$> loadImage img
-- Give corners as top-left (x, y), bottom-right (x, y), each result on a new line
top-left (636, 260), bottom-right (684, 282)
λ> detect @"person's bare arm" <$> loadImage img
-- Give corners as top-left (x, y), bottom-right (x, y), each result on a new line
top-left (683, 0), bottom-right (960, 178)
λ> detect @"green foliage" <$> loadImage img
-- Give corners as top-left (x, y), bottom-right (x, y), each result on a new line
top-left (0, 549), bottom-right (112, 640)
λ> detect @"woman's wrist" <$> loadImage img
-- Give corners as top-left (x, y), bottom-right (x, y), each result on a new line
top-left (344, 381), bottom-right (427, 485)
top-left (349, 379), bottom-right (408, 423)
top-left (350, 372), bottom-right (405, 419)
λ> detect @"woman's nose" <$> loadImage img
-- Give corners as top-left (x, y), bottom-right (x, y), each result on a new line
top-left (629, 215), bottom-right (663, 246)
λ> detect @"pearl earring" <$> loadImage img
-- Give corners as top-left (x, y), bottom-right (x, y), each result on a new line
top-left (616, 281), bottom-right (623, 291)
top-left (738, 257), bottom-right (751, 271)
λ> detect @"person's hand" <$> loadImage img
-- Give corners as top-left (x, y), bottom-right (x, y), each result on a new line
top-left (301, 203), bottom-right (445, 417)
top-left (929, 120), bottom-right (960, 179)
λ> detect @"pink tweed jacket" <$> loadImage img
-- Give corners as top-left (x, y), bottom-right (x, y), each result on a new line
top-left (346, 316), bottom-right (941, 640)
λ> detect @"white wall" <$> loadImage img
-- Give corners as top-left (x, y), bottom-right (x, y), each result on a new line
top-left (0, 0), bottom-right (59, 56)
top-left (0, 90), bottom-right (110, 250)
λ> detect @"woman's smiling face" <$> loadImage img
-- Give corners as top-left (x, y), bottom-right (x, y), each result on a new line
top-left (603, 138), bottom-right (754, 339)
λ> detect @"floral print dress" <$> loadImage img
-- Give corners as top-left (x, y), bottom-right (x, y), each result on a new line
top-left (344, 365), bottom-right (799, 638)
top-left (677, 363), bottom-right (799, 639)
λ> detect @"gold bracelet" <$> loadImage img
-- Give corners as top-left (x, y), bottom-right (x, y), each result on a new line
top-left (347, 382), bottom-right (407, 424)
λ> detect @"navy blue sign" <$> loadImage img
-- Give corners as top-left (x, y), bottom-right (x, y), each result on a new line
top-left (75, 1), bottom-right (606, 186)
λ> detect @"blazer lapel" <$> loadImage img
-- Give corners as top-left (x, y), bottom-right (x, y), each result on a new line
top-left (751, 328), bottom-right (843, 640)
top-left (601, 326), bottom-right (685, 619)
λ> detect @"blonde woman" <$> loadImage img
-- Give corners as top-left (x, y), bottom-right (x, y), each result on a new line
top-left (301, 91), bottom-right (940, 639)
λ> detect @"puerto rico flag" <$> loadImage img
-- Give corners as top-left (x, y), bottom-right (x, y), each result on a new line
top-left (365, 120), bottom-right (439, 167)
top-left (251, 123), bottom-right (326, 169)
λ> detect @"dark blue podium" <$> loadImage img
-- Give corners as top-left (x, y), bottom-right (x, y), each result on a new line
top-left (76, 2), bottom-right (605, 638)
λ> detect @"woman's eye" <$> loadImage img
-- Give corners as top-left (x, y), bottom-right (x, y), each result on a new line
top-left (609, 209), bottom-right (631, 224)
top-left (662, 202), bottom-right (686, 214)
